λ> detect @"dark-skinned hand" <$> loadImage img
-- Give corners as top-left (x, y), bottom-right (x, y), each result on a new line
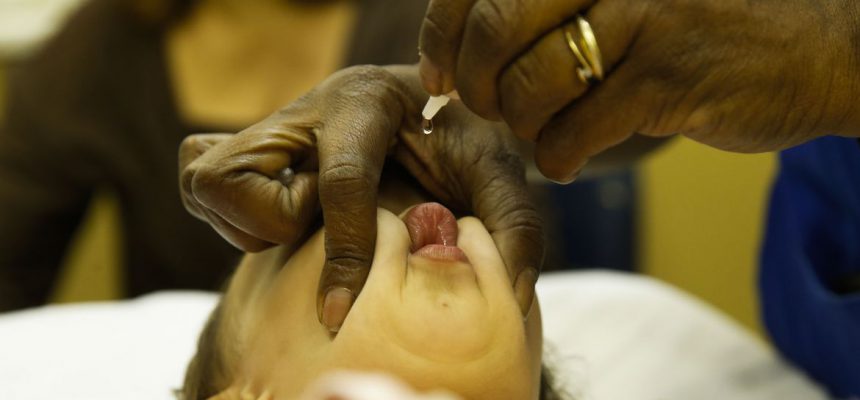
top-left (419, 0), bottom-right (860, 182)
top-left (179, 65), bottom-right (543, 332)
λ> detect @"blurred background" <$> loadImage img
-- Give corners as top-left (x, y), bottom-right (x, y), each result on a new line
top-left (0, 0), bottom-right (776, 336)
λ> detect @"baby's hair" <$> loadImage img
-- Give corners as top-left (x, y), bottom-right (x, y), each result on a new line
top-left (181, 299), bottom-right (569, 399)
top-left (182, 301), bottom-right (230, 400)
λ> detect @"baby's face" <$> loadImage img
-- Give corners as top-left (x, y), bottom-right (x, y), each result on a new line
top-left (219, 204), bottom-right (542, 399)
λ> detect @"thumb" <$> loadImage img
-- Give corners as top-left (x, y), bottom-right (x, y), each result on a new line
top-left (468, 149), bottom-right (544, 316)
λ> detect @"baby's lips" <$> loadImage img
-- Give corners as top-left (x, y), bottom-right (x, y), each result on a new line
top-left (403, 202), bottom-right (459, 252)
top-left (412, 244), bottom-right (470, 264)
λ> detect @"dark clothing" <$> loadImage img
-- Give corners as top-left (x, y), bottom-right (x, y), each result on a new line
top-left (0, 0), bottom-right (427, 310)
top-left (762, 136), bottom-right (860, 397)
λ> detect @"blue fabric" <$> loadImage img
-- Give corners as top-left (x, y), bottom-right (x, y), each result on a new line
top-left (761, 136), bottom-right (860, 397)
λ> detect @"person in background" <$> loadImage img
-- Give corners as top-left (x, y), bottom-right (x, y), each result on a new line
top-left (0, 0), bottom-right (434, 310)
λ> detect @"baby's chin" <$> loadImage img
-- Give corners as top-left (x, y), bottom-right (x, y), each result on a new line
top-left (321, 341), bottom-right (537, 400)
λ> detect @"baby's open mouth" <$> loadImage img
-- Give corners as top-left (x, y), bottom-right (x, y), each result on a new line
top-left (404, 202), bottom-right (470, 263)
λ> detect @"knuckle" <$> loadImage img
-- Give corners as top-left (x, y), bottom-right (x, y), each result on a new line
top-left (492, 190), bottom-right (541, 228)
top-left (500, 63), bottom-right (542, 137)
top-left (506, 208), bottom-right (544, 239)
top-left (179, 164), bottom-right (197, 196)
top-left (318, 160), bottom-right (376, 196)
top-left (323, 252), bottom-right (372, 284)
top-left (339, 64), bottom-right (391, 84)
top-left (189, 163), bottom-right (231, 205)
top-left (332, 66), bottom-right (398, 97)
top-left (178, 137), bottom-right (203, 169)
top-left (179, 135), bottom-right (200, 154)
top-left (322, 65), bottom-right (405, 115)
top-left (421, 12), bottom-right (456, 55)
top-left (467, 0), bottom-right (512, 45)
top-left (504, 58), bottom-right (542, 101)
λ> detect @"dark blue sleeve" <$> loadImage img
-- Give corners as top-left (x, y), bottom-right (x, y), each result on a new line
top-left (761, 136), bottom-right (860, 397)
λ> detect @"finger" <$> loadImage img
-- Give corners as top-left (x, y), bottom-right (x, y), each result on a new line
top-left (535, 64), bottom-right (647, 183)
top-left (498, 2), bottom-right (636, 141)
top-left (199, 205), bottom-right (274, 252)
top-left (419, 0), bottom-right (479, 95)
top-left (468, 147), bottom-right (544, 316)
top-left (533, 0), bottom-right (651, 182)
top-left (178, 133), bottom-right (233, 172)
top-left (187, 127), bottom-right (321, 248)
top-left (455, 0), bottom-right (596, 119)
top-left (498, 27), bottom-right (589, 141)
top-left (179, 133), bottom-right (234, 221)
top-left (315, 101), bottom-right (401, 333)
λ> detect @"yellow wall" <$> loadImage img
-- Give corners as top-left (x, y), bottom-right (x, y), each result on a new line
top-left (50, 191), bottom-right (124, 303)
top-left (638, 138), bottom-right (777, 334)
top-left (0, 65), bottom-right (123, 304)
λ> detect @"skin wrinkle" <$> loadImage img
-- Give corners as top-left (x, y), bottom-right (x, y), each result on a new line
top-left (780, 81), bottom-right (807, 150)
top-left (812, 59), bottom-right (839, 136)
top-left (677, 45), bottom-right (739, 135)
top-left (457, 0), bottom-right (514, 116)
top-left (846, 2), bottom-right (860, 116)
top-left (822, 2), bottom-right (860, 135)
top-left (501, 30), bottom-right (581, 141)
top-left (502, 60), bottom-right (542, 134)
top-left (273, 181), bottom-right (306, 245)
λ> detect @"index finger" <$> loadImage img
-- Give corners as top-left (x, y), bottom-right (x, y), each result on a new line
top-left (455, 0), bottom-right (595, 119)
top-left (419, 0), bottom-right (478, 95)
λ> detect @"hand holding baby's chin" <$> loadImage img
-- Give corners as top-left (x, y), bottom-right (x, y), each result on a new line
top-left (300, 371), bottom-right (463, 400)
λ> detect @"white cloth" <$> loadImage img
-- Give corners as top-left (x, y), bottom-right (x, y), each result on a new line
top-left (0, 271), bottom-right (826, 399)
top-left (0, 292), bottom-right (213, 400)
top-left (537, 272), bottom-right (825, 400)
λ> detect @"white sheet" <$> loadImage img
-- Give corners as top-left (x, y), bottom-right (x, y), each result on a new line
top-left (537, 272), bottom-right (825, 400)
top-left (0, 271), bottom-right (826, 400)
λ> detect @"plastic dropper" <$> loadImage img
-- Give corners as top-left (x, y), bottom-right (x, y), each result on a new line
top-left (421, 95), bottom-right (451, 134)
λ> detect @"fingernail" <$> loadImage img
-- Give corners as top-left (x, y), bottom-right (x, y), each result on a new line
top-left (446, 90), bottom-right (460, 101)
top-left (514, 268), bottom-right (538, 317)
top-left (322, 287), bottom-right (354, 333)
top-left (547, 176), bottom-right (575, 185)
top-left (546, 169), bottom-right (580, 185)
top-left (419, 56), bottom-right (443, 95)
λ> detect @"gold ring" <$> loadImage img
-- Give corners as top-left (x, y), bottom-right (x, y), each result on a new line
top-left (577, 16), bottom-right (604, 80)
top-left (564, 28), bottom-right (594, 84)
top-left (563, 15), bottom-right (604, 85)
